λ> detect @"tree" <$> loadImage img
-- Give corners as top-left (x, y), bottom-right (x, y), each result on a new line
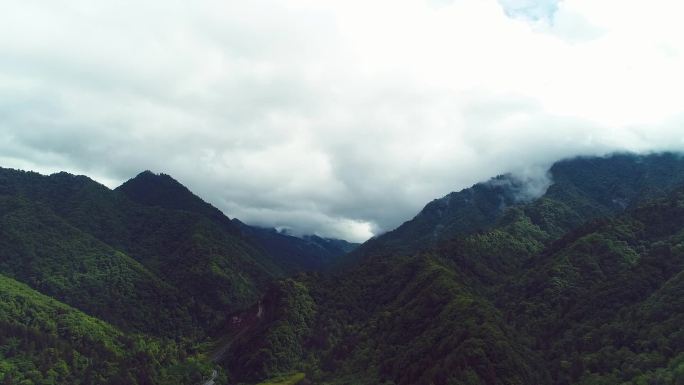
top-left (3, 373), bottom-right (14, 385)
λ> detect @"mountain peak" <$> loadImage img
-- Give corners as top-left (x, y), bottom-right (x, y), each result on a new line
top-left (119, 171), bottom-right (191, 203)
top-left (131, 170), bottom-right (179, 184)
top-left (116, 170), bottom-right (234, 225)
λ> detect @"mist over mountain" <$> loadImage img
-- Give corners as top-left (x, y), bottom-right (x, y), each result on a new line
top-left (4, 152), bottom-right (684, 384)
top-left (3, 0), bottom-right (684, 383)
top-left (4, 0), bottom-right (684, 242)
top-left (222, 152), bottom-right (684, 385)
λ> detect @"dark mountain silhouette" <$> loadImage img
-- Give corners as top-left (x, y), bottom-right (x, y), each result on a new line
top-left (224, 152), bottom-right (684, 385)
top-left (4, 152), bottom-right (684, 385)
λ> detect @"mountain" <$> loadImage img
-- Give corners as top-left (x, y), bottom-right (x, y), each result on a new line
top-left (499, 186), bottom-right (684, 384)
top-left (5, 152), bottom-right (684, 385)
top-left (0, 273), bottom-right (218, 385)
top-left (117, 171), bottom-right (358, 274)
top-left (0, 167), bottom-right (357, 335)
top-left (0, 167), bottom-right (281, 338)
top-left (0, 166), bottom-right (358, 383)
top-left (0, 194), bottom-right (189, 336)
top-left (233, 220), bottom-right (358, 273)
top-left (222, 152), bottom-right (684, 385)
top-left (116, 170), bottom-right (240, 231)
top-left (352, 152), bottom-right (684, 262)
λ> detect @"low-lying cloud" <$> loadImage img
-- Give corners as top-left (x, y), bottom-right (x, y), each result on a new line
top-left (1, 0), bottom-right (684, 242)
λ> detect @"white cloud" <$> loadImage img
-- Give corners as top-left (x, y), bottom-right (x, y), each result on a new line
top-left (498, 0), bottom-right (559, 21)
top-left (1, 0), bottom-right (684, 242)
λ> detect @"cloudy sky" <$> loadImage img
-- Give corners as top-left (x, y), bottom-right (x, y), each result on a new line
top-left (2, 0), bottom-right (684, 241)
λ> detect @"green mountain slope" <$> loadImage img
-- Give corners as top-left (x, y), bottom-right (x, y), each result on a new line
top-left (117, 170), bottom-right (357, 273)
top-left (353, 153), bottom-right (684, 265)
top-left (0, 273), bottom-right (216, 385)
top-left (0, 170), bottom-right (279, 346)
top-left (116, 170), bottom-right (240, 231)
top-left (504, 187), bottom-right (684, 384)
top-left (224, 201), bottom-right (557, 384)
top-left (222, 152), bottom-right (684, 385)
top-left (0, 194), bottom-right (189, 336)
top-left (233, 221), bottom-right (358, 273)
top-left (4, 152), bottom-right (684, 384)
top-left (0, 166), bottom-right (358, 341)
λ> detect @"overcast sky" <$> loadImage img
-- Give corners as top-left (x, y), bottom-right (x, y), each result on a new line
top-left (2, 0), bottom-right (684, 241)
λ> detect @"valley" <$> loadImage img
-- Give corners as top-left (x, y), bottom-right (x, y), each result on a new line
top-left (3, 152), bottom-right (684, 384)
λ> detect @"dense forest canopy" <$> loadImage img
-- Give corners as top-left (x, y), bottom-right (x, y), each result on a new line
top-left (3, 152), bottom-right (684, 384)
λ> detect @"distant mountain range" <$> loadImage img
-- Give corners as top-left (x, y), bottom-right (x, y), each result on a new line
top-left (118, 170), bottom-right (358, 274)
top-left (3, 152), bottom-right (684, 384)
top-left (223, 152), bottom-right (684, 385)
top-left (0, 166), bottom-right (356, 384)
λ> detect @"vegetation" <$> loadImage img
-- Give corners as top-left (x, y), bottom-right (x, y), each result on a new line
top-left (227, 279), bottom-right (316, 383)
top-left (223, 153), bottom-right (684, 384)
top-left (0, 273), bottom-right (217, 385)
top-left (0, 167), bottom-right (281, 338)
top-left (5, 152), bottom-right (684, 384)
top-left (234, 222), bottom-right (358, 273)
top-left (0, 166), bottom-right (350, 384)
top-left (0, 194), bottom-right (189, 337)
top-left (255, 372), bottom-right (306, 385)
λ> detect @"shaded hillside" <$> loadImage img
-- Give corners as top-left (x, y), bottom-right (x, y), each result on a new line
top-left (224, 152), bottom-right (684, 385)
top-left (353, 152), bottom-right (684, 263)
top-left (503, 187), bottom-right (684, 384)
top-left (0, 273), bottom-right (218, 385)
top-left (116, 170), bottom-right (239, 231)
top-left (224, 197), bottom-right (559, 384)
top-left (545, 152), bottom-right (684, 217)
top-left (233, 221), bottom-right (358, 273)
top-left (5, 152), bottom-right (684, 385)
top-left (0, 168), bottom-right (278, 337)
top-left (0, 167), bottom-right (359, 339)
top-left (0, 194), bottom-right (189, 336)
top-left (117, 171), bottom-right (357, 274)
top-left (354, 173), bottom-right (532, 260)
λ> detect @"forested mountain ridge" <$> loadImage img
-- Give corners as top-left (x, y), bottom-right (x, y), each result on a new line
top-left (116, 170), bottom-right (240, 231)
top-left (117, 170), bottom-right (358, 274)
top-left (0, 193), bottom-right (189, 336)
top-left (223, 152), bottom-right (684, 385)
top-left (0, 272), bottom-right (220, 385)
top-left (0, 167), bottom-right (278, 337)
top-left (0, 166), bottom-right (357, 384)
top-left (4, 152), bottom-right (684, 385)
top-left (501, 186), bottom-right (684, 384)
top-left (232, 220), bottom-right (358, 273)
top-left (352, 152), bottom-right (684, 264)
top-left (0, 167), bottom-right (355, 334)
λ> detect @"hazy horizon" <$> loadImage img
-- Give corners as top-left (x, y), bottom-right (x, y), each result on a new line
top-left (2, 0), bottom-right (684, 241)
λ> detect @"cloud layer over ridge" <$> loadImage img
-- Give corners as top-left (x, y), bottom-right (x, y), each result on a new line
top-left (1, 0), bottom-right (684, 241)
